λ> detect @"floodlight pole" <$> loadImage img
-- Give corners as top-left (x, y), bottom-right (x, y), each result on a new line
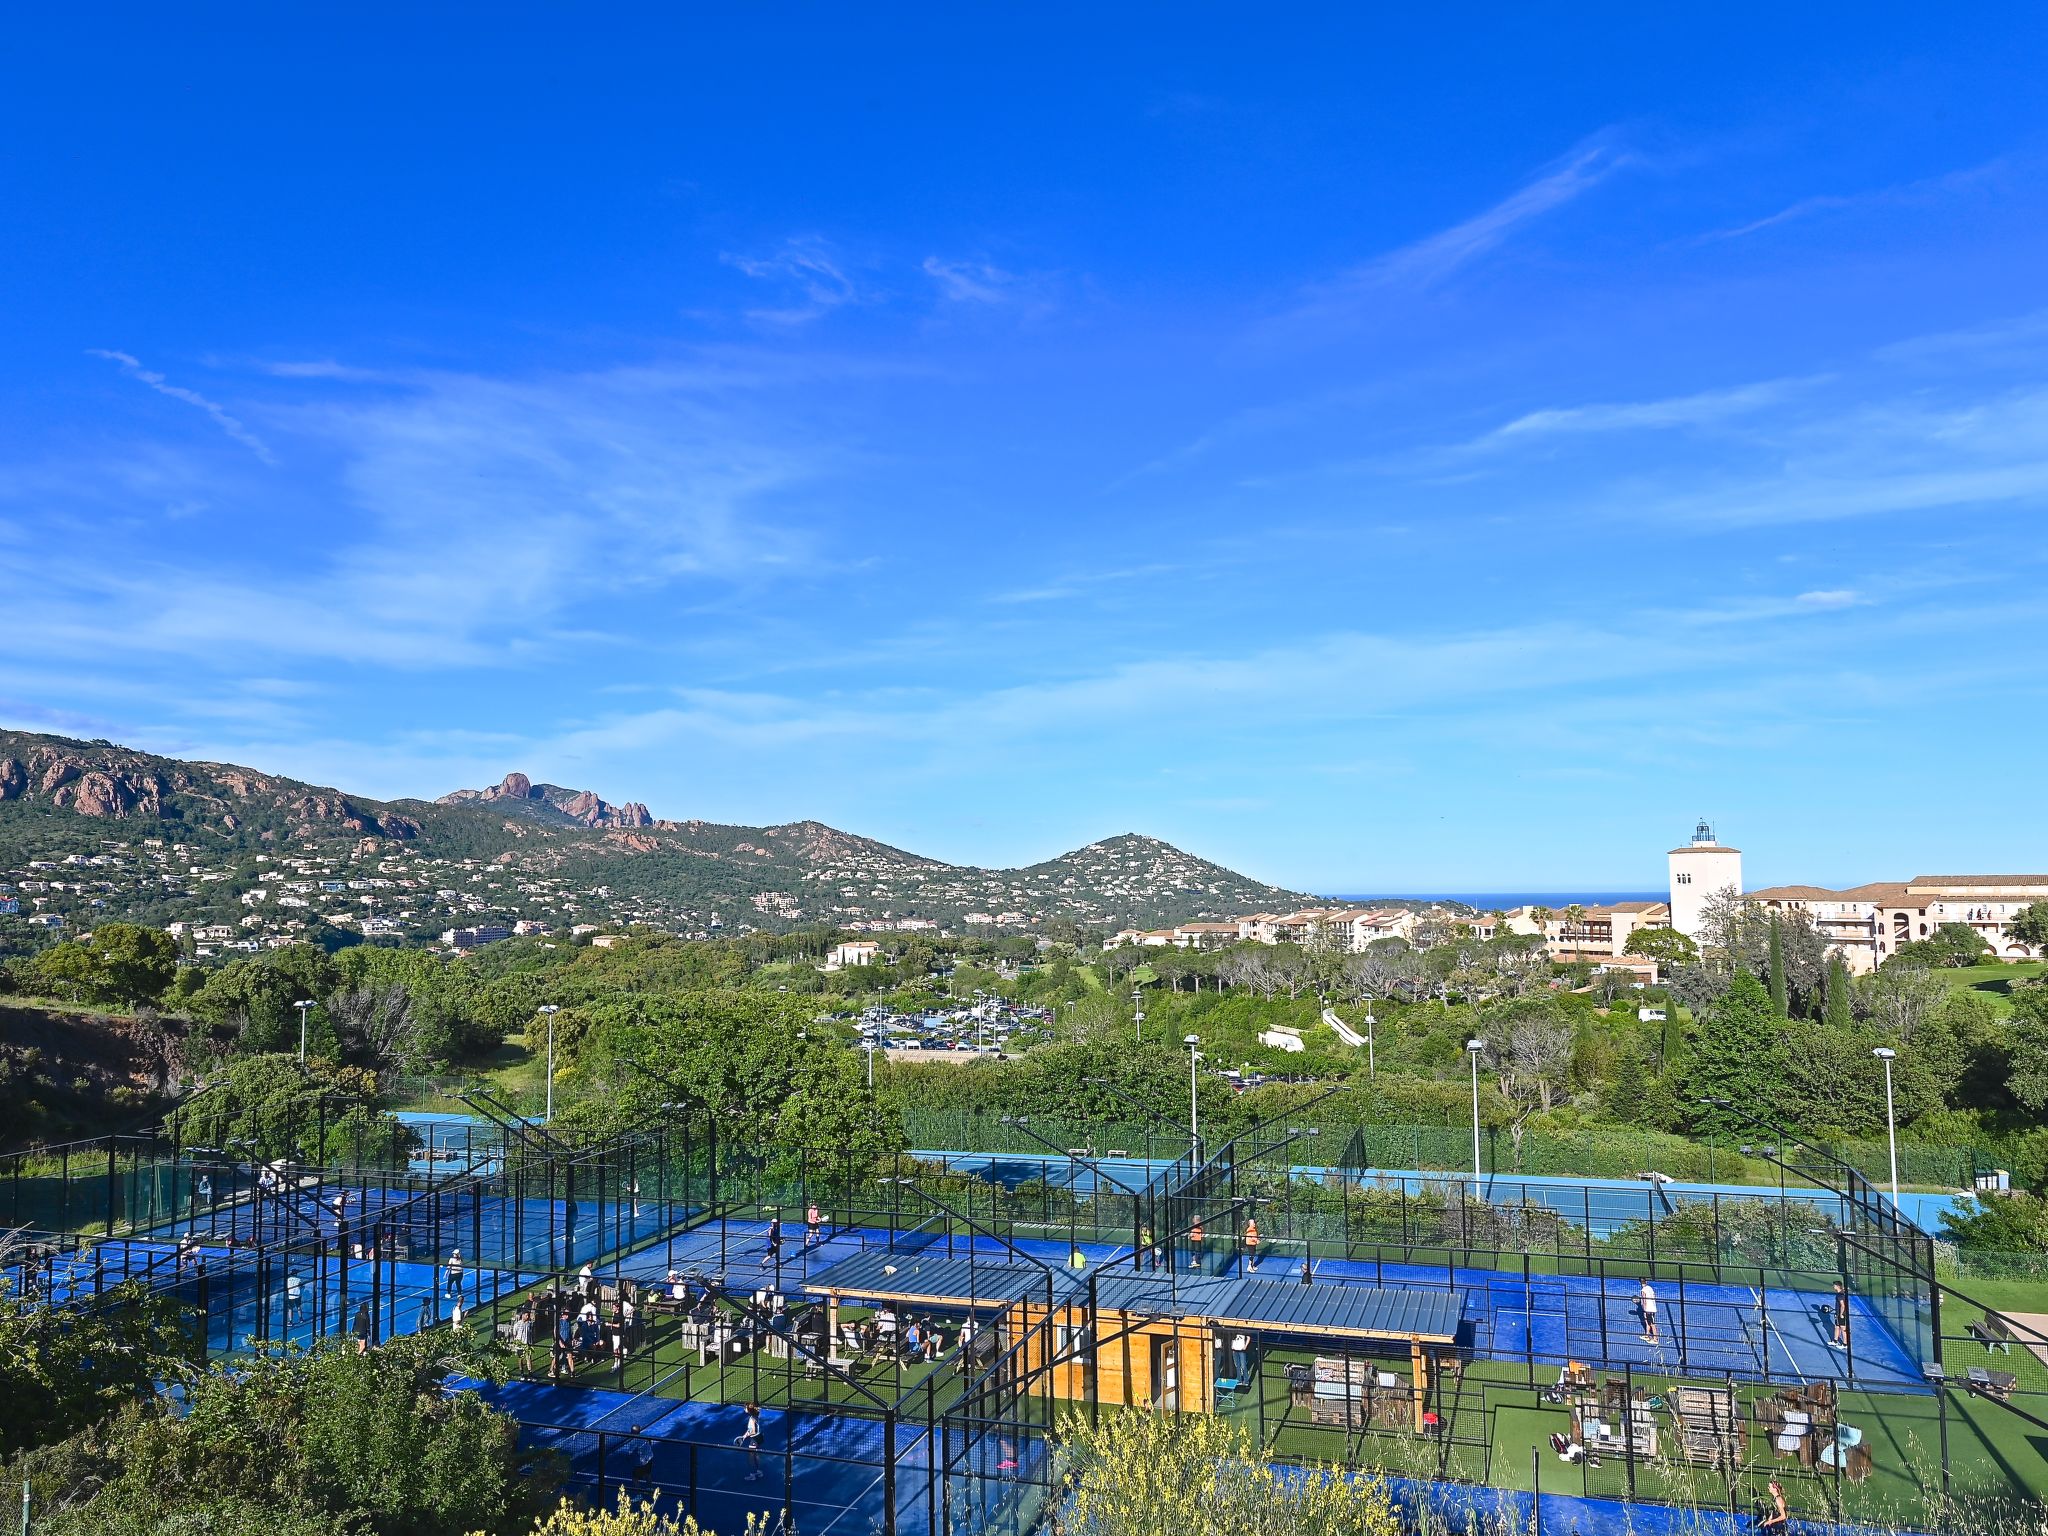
top-left (1185, 1035), bottom-right (1202, 1151)
top-left (538, 1005), bottom-right (560, 1124)
top-left (1874, 1047), bottom-right (1900, 1209)
top-left (1466, 1039), bottom-right (1485, 1185)
top-left (294, 999), bottom-right (314, 1063)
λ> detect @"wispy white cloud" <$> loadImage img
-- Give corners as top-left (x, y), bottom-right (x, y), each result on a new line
top-left (920, 255), bottom-right (1060, 325)
top-left (986, 561), bottom-right (1189, 606)
top-left (1, 357), bottom-right (839, 671)
top-left (1700, 156), bottom-right (2009, 243)
top-left (721, 239), bottom-right (862, 326)
top-left (1643, 386), bottom-right (2048, 528)
top-left (1412, 314), bottom-right (2048, 530)
top-left (1285, 134), bottom-right (1632, 321)
top-left (251, 358), bottom-right (388, 382)
top-left (1477, 376), bottom-right (1817, 444)
top-left (922, 257), bottom-right (1014, 305)
top-left (87, 349), bottom-right (276, 463)
top-left (262, 575), bottom-right (1964, 809)
top-left (1870, 307), bottom-right (2048, 368)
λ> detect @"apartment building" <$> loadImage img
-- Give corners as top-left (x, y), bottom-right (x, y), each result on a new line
top-left (1501, 901), bottom-right (1674, 962)
top-left (1746, 874), bottom-right (2048, 974)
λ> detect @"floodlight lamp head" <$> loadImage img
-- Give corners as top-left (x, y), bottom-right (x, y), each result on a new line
top-left (1184, 1034), bottom-right (1200, 1047)
top-left (1873, 1047), bottom-right (1897, 1061)
top-left (1465, 1039), bottom-right (1484, 1053)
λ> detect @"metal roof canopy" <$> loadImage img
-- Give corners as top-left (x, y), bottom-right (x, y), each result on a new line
top-left (805, 1252), bottom-right (1463, 1343)
top-left (1200, 1277), bottom-right (1463, 1342)
top-left (805, 1248), bottom-right (1068, 1308)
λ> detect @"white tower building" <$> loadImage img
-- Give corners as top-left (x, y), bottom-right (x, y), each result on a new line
top-left (1668, 818), bottom-right (1742, 940)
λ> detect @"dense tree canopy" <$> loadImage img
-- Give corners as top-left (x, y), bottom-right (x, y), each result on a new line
top-left (20, 1331), bottom-right (548, 1536)
top-left (165, 1053), bottom-right (414, 1167)
top-left (28, 924), bottom-right (180, 1008)
top-left (1889, 922), bottom-right (1994, 970)
top-left (0, 1276), bottom-right (196, 1458)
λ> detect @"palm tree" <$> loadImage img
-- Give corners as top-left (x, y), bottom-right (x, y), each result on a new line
top-left (1561, 903), bottom-right (1588, 954)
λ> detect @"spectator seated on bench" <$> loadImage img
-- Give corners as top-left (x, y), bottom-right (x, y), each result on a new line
top-left (1967, 1312), bottom-right (2016, 1354)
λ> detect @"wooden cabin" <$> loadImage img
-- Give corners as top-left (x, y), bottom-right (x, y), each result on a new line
top-left (803, 1246), bottom-right (1465, 1435)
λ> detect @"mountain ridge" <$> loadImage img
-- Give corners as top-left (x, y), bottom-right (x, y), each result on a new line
top-left (0, 729), bottom-right (1317, 935)
top-left (438, 771), bottom-right (657, 829)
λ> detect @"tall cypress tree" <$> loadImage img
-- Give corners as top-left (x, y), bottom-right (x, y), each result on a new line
top-left (1688, 972), bottom-right (1787, 1135)
top-left (1768, 914), bottom-right (1789, 1018)
top-left (1824, 952), bottom-right (1853, 1031)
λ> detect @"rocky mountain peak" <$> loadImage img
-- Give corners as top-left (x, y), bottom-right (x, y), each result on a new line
top-left (437, 773), bottom-right (655, 829)
top-left (1, 728), bottom-right (1316, 934)
top-left (0, 730), bottom-right (418, 838)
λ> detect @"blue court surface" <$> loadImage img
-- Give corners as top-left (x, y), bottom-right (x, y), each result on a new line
top-left (1291, 1469), bottom-right (1917, 1536)
top-left (464, 1376), bottom-right (1907, 1536)
top-left (15, 1236), bottom-right (544, 1353)
top-left (914, 1149), bottom-right (1964, 1237)
top-left (13, 1195), bottom-right (1924, 1389)
top-left (138, 1186), bottom-right (692, 1275)
top-left (620, 1219), bottom-right (1924, 1389)
top-left (464, 1379), bottom-right (1020, 1536)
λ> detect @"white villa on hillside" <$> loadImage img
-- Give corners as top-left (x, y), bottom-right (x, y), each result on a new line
top-left (1106, 906), bottom-right (1431, 953)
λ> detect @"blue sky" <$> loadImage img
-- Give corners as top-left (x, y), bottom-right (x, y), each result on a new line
top-left (3, 8), bottom-right (2046, 893)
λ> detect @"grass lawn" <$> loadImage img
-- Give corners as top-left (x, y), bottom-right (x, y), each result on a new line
top-left (1942, 1273), bottom-right (2048, 1320)
top-left (474, 1261), bottom-right (2048, 1533)
top-left (386, 1031), bottom-right (547, 1115)
top-left (1217, 1345), bottom-right (2048, 1530)
top-left (492, 1284), bottom-right (978, 1424)
top-left (1940, 961), bottom-right (2047, 1017)
top-left (479, 1031), bottom-right (546, 1100)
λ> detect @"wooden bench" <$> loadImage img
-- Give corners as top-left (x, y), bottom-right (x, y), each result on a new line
top-left (1967, 1312), bottom-right (2016, 1354)
top-left (1967, 1366), bottom-right (2019, 1403)
top-left (1574, 1409), bottom-right (1657, 1460)
top-left (1670, 1384), bottom-right (1741, 1469)
top-left (1288, 1357), bottom-right (1409, 1428)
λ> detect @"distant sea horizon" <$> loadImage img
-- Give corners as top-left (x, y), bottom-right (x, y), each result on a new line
top-left (1328, 891), bottom-right (1665, 910)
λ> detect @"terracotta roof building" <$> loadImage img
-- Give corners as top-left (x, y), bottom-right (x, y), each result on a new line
top-left (1746, 875), bottom-right (2048, 973)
